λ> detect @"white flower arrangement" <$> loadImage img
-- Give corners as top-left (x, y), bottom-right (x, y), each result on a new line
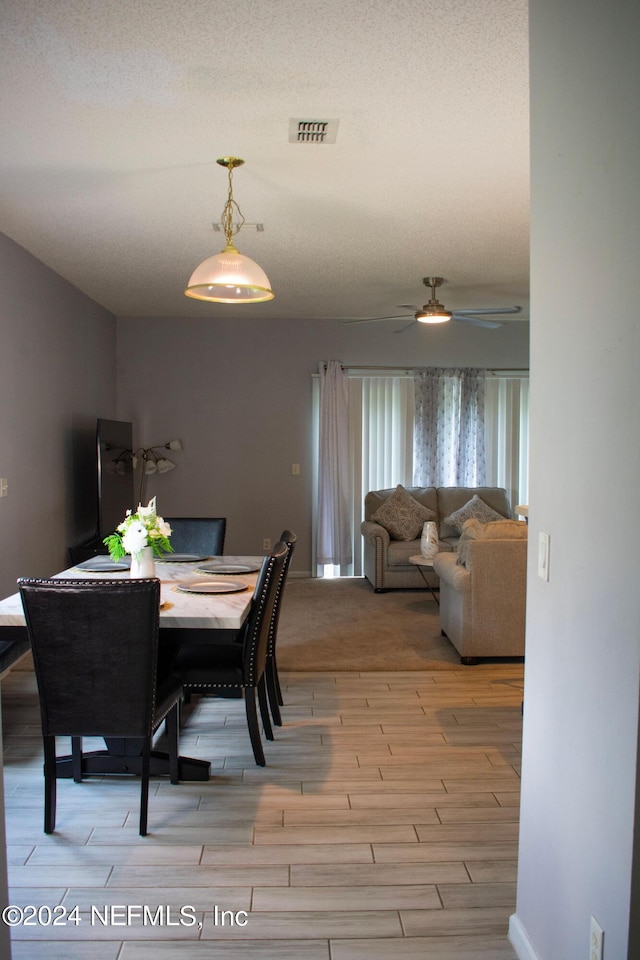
top-left (104, 497), bottom-right (173, 561)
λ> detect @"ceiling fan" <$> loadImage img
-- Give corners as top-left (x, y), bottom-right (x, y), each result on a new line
top-left (339, 277), bottom-right (522, 330)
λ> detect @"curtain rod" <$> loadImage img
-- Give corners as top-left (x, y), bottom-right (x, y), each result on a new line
top-left (316, 365), bottom-right (529, 376)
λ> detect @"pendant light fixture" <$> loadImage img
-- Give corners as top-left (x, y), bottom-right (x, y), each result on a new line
top-left (415, 277), bottom-right (452, 323)
top-left (185, 157), bottom-right (274, 304)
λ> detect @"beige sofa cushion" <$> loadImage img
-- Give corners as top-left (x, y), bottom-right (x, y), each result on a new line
top-left (371, 484), bottom-right (436, 541)
top-left (457, 518), bottom-right (528, 566)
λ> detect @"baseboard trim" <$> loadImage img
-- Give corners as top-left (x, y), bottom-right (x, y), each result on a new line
top-left (509, 913), bottom-right (540, 960)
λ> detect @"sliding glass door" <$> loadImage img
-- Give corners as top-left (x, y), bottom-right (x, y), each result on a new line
top-left (313, 369), bottom-right (528, 577)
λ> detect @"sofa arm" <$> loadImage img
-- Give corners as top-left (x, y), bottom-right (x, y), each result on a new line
top-left (465, 538), bottom-right (527, 654)
top-left (360, 520), bottom-right (391, 591)
top-left (360, 519), bottom-right (391, 548)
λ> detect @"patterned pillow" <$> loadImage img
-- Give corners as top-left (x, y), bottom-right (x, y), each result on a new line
top-left (372, 485), bottom-right (436, 541)
top-left (443, 494), bottom-right (505, 534)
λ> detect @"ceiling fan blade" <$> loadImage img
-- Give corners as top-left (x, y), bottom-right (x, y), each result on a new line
top-left (451, 313), bottom-right (503, 329)
top-left (452, 305), bottom-right (522, 317)
top-left (338, 315), bottom-right (412, 325)
top-left (393, 319), bottom-right (418, 333)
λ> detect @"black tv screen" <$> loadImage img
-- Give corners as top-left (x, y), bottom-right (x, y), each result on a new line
top-left (96, 418), bottom-right (135, 538)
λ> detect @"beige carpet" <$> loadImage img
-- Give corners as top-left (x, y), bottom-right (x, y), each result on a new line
top-left (276, 576), bottom-right (461, 671)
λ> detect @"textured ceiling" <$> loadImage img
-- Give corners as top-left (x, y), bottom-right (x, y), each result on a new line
top-left (0, 0), bottom-right (530, 324)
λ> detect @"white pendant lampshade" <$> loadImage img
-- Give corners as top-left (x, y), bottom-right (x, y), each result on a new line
top-left (185, 243), bottom-right (274, 304)
top-left (185, 157), bottom-right (274, 304)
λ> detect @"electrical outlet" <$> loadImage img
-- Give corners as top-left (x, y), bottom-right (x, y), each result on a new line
top-left (262, 538), bottom-right (271, 551)
top-left (590, 915), bottom-right (604, 960)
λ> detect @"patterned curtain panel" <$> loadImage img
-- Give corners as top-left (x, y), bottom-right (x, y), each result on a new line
top-left (413, 368), bottom-right (487, 487)
top-left (316, 361), bottom-right (352, 567)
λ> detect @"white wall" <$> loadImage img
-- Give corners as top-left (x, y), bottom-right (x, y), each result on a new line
top-left (511, 2), bottom-right (640, 958)
top-left (115, 315), bottom-right (529, 571)
top-left (0, 233), bottom-right (117, 597)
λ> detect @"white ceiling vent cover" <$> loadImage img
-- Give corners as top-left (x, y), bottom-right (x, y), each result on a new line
top-left (289, 119), bottom-right (339, 144)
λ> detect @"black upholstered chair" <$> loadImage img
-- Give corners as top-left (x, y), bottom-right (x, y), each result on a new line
top-left (174, 542), bottom-right (287, 766)
top-left (164, 517), bottom-right (226, 556)
top-left (18, 577), bottom-right (182, 836)
top-left (265, 530), bottom-right (297, 726)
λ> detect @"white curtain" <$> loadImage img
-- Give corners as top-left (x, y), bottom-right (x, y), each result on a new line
top-left (316, 361), bottom-right (352, 568)
top-left (484, 376), bottom-right (529, 509)
top-left (413, 368), bottom-right (486, 487)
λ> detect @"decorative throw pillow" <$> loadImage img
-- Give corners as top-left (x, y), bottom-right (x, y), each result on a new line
top-left (456, 517), bottom-right (528, 565)
top-left (444, 494), bottom-right (505, 534)
top-left (372, 484), bottom-right (436, 541)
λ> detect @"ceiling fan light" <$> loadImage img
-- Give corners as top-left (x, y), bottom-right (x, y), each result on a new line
top-left (416, 303), bottom-right (452, 324)
top-left (185, 243), bottom-right (274, 304)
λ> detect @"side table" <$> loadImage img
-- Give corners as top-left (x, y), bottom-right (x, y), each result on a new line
top-left (408, 555), bottom-right (440, 605)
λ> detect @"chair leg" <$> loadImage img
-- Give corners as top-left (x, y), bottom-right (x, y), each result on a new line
top-left (71, 736), bottom-right (83, 782)
top-left (139, 738), bottom-right (151, 836)
top-left (258, 675), bottom-right (274, 741)
top-left (265, 658), bottom-right (282, 727)
top-left (165, 704), bottom-right (180, 785)
top-left (272, 649), bottom-right (284, 706)
top-left (244, 691), bottom-right (266, 766)
top-left (43, 735), bottom-right (57, 834)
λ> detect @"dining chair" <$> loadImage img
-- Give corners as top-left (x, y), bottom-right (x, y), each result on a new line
top-left (164, 517), bottom-right (226, 556)
top-left (18, 577), bottom-right (183, 836)
top-left (174, 542), bottom-right (287, 766)
top-left (265, 530), bottom-right (297, 726)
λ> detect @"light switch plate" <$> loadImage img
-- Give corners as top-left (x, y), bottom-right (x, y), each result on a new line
top-left (538, 531), bottom-right (550, 581)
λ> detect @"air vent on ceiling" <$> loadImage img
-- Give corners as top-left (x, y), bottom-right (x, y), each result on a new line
top-left (289, 118), bottom-right (339, 144)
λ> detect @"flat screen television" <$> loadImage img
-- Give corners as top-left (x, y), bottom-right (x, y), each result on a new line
top-left (96, 418), bottom-right (135, 538)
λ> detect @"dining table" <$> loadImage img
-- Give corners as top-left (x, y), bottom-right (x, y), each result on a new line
top-left (0, 553), bottom-right (264, 781)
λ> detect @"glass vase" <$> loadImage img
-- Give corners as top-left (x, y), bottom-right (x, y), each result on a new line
top-left (420, 521), bottom-right (439, 560)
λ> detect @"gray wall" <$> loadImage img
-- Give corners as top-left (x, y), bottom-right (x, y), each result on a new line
top-left (511, 1), bottom-right (640, 958)
top-left (0, 233), bottom-right (117, 598)
top-left (115, 315), bottom-right (529, 572)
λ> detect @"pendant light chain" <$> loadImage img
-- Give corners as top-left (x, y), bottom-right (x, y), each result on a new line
top-left (221, 162), bottom-right (245, 246)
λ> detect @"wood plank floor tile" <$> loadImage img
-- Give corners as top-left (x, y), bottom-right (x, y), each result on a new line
top-left (437, 880), bottom-right (517, 909)
top-left (201, 843), bottom-right (374, 865)
top-left (1, 657), bottom-right (522, 956)
top-left (107, 864), bottom-right (290, 887)
top-left (197, 908), bottom-right (403, 940)
top-left (120, 940), bottom-right (331, 958)
top-left (465, 860), bottom-right (519, 883)
top-left (400, 904), bottom-right (513, 937)
top-left (252, 882), bottom-right (441, 911)
top-left (330, 934), bottom-right (517, 959)
top-left (290, 861), bottom-right (469, 886)
top-left (11, 945), bottom-right (122, 960)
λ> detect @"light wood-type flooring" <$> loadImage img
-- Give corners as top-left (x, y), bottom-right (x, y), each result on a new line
top-left (2, 657), bottom-right (523, 959)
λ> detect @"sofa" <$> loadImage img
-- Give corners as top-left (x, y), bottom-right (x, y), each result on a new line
top-left (361, 485), bottom-right (513, 592)
top-left (433, 519), bottom-right (527, 663)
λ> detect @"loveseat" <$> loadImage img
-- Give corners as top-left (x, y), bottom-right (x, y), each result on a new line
top-left (361, 485), bottom-right (513, 592)
top-left (433, 518), bottom-right (527, 663)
